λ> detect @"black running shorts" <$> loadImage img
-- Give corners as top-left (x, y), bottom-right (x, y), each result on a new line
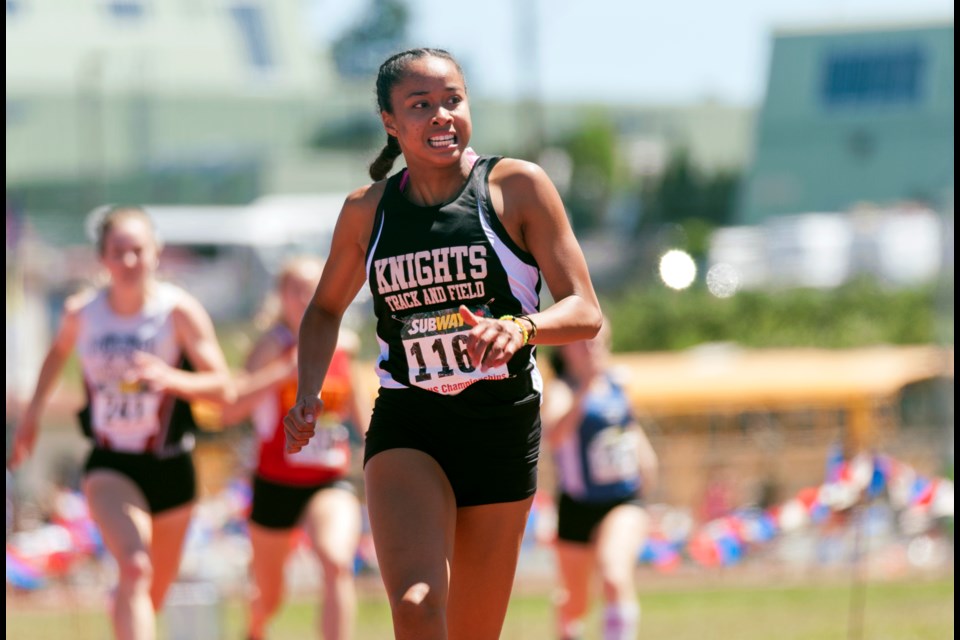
top-left (84, 448), bottom-right (196, 514)
top-left (556, 492), bottom-right (645, 544)
top-left (363, 383), bottom-right (542, 507)
top-left (249, 475), bottom-right (357, 530)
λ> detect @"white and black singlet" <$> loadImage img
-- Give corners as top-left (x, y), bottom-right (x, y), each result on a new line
top-left (76, 282), bottom-right (198, 513)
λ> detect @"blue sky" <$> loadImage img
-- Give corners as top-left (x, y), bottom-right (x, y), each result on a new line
top-left (308, 0), bottom-right (953, 106)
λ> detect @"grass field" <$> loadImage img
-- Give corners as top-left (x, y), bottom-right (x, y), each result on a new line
top-left (6, 574), bottom-right (953, 640)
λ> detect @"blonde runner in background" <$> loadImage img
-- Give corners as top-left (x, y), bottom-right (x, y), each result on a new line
top-left (10, 205), bottom-right (234, 640)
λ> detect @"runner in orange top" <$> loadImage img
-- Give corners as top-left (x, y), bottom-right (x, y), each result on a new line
top-left (221, 256), bottom-right (369, 640)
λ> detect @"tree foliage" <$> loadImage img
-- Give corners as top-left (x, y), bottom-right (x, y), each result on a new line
top-left (308, 114), bottom-right (382, 151)
top-left (637, 149), bottom-right (740, 228)
top-left (559, 114), bottom-right (619, 232)
top-left (331, 0), bottom-right (410, 79)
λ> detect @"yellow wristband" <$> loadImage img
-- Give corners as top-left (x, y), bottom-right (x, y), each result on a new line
top-left (499, 315), bottom-right (529, 347)
top-left (517, 314), bottom-right (538, 341)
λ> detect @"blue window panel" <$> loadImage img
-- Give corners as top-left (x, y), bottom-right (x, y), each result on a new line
top-left (107, 1), bottom-right (145, 19)
top-left (230, 4), bottom-right (274, 70)
top-left (821, 46), bottom-right (926, 107)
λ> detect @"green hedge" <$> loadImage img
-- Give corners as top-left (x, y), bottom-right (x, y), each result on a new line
top-left (601, 279), bottom-right (951, 352)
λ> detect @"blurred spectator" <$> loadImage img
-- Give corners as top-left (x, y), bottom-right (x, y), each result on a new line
top-left (699, 465), bottom-right (737, 523)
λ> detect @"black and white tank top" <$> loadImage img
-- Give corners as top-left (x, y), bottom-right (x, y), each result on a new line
top-left (365, 155), bottom-right (543, 399)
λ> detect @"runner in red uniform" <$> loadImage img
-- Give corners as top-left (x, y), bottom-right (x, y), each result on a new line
top-left (222, 256), bottom-right (369, 640)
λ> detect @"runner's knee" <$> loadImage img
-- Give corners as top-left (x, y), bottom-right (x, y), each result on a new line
top-left (116, 549), bottom-right (153, 587)
top-left (390, 582), bottom-right (444, 631)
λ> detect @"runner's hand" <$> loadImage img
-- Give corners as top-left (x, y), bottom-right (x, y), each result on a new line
top-left (459, 305), bottom-right (523, 371)
top-left (283, 396), bottom-right (324, 453)
top-left (131, 351), bottom-right (173, 392)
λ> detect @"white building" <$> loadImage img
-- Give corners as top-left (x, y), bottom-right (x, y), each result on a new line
top-left (708, 206), bottom-right (947, 291)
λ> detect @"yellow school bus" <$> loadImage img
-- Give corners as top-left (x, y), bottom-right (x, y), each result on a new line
top-left (601, 344), bottom-right (953, 513)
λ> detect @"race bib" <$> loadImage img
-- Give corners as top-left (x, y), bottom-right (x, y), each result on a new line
top-left (400, 305), bottom-right (509, 395)
top-left (91, 380), bottom-right (161, 441)
top-left (587, 428), bottom-right (640, 485)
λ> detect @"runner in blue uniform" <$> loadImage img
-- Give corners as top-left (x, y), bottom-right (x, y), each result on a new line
top-left (283, 48), bottom-right (603, 640)
top-left (544, 320), bottom-right (659, 640)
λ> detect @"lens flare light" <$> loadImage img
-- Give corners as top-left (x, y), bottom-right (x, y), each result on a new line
top-left (659, 249), bottom-right (696, 290)
top-left (706, 263), bottom-right (741, 298)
